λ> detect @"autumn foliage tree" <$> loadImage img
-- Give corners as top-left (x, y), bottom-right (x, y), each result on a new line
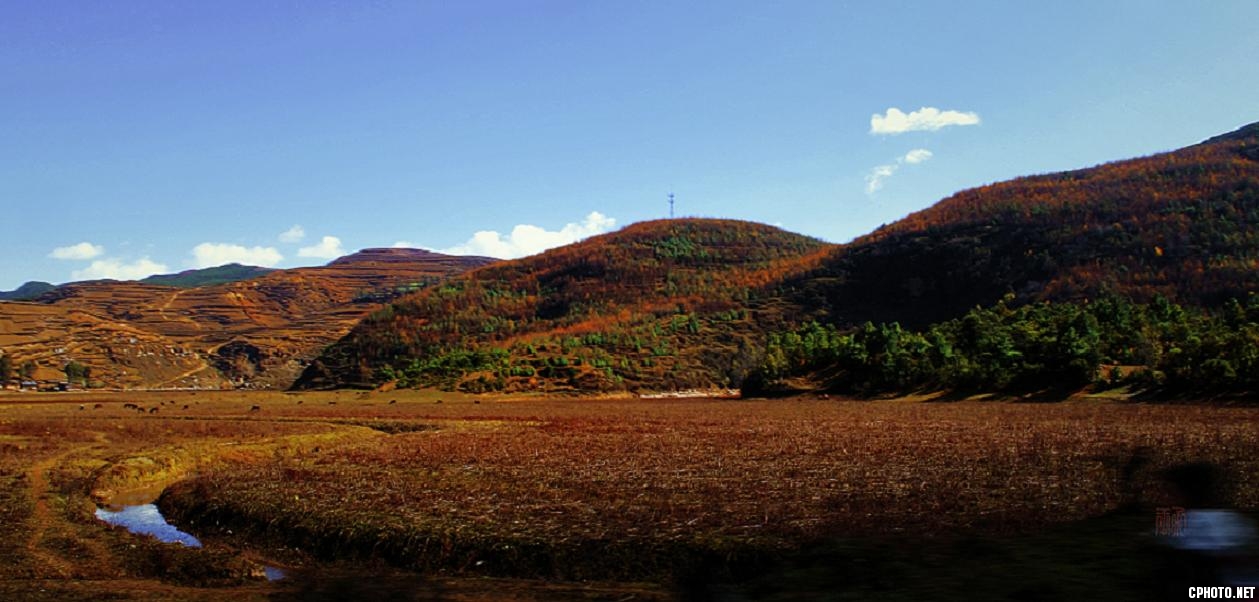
top-left (298, 122), bottom-right (1259, 395)
top-left (780, 122), bottom-right (1259, 328)
top-left (296, 219), bottom-right (832, 392)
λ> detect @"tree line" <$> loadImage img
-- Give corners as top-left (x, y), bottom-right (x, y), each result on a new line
top-left (749, 294), bottom-right (1259, 396)
top-left (0, 352), bottom-right (91, 387)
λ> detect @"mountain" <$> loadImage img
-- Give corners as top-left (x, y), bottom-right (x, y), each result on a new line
top-left (139, 263), bottom-right (276, 288)
top-left (0, 265), bottom-right (272, 305)
top-left (0, 281), bottom-right (56, 301)
top-left (295, 220), bottom-right (833, 391)
top-left (299, 121), bottom-right (1259, 393)
top-left (781, 121), bottom-right (1259, 328)
top-left (0, 249), bottom-right (495, 389)
top-left (1, 264), bottom-right (277, 304)
top-left (6, 122), bottom-right (1255, 392)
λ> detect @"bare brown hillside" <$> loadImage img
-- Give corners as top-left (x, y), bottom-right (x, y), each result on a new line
top-left (0, 249), bottom-right (494, 389)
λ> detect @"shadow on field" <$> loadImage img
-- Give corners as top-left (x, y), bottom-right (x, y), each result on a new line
top-left (676, 510), bottom-right (1161, 601)
top-left (268, 566), bottom-right (670, 601)
top-left (677, 461), bottom-right (1258, 602)
top-left (268, 568), bottom-right (446, 601)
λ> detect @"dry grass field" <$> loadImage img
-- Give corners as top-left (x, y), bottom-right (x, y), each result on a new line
top-left (1, 389), bottom-right (1256, 600)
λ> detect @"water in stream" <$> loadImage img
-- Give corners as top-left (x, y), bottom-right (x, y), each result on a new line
top-left (95, 488), bottom-right (286, 581)
top-left (95, 504), bottom-right (202, 547)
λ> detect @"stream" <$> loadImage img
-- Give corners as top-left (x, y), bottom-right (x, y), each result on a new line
top-left (95, 484), bottom-right (286, 581)
top-left (94, 503), bottom-right (203, 548)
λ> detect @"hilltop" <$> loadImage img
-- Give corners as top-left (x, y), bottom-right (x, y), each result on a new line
top-left (783, 121), bottom-right (1259, 328)
top-left (0, 281), bottom-right (56, 301)
top-left (6, 121), bottom-right (1257, 393)
top-left (0, 264), bottom-right (276, 301)
top-left (0, 249), bottom-right (495, 389)
top-left (139, 263), bottom-right (276, 288)
top-left (301, 122), bottom-right (1259, 393)
top-left (296, 219), bottom-right (832, 391)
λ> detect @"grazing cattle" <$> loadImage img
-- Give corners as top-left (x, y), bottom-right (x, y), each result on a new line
top-left (250, 405), bottom-right (261, 412)
top-left (182, 405), bottom-right (189, 410)
top-left (94, 403), bottom-right (103, 409)
top-left (123, 403), bottom-right (138, 410)
top-left (435, 399), bottom-right (443, 404)
top-left (389, 399), bottom-right (397, 405)
top-left (328, 401), bottom-right (337, 405)
top-left (79, 405), bottom-right (85, 411)
top-left (297, 400), bottom-right (303, 405)
top-left (148, 407), bottom-right (159, 414)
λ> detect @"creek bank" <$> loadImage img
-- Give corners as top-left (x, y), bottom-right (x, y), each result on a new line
top-left (156, 476), bottom-right (787, 584)
top-left (93, 479), bottom-right (288, 583)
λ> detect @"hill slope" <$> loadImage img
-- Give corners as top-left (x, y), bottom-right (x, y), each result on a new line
top-left (139, 263), bottom-right (276, 288)
top-left (0, 249), bottom-right (494, 389)
top-left (300, 122), bottom-right (1259, 393)
top-left (0, 281), bottom-right (56, 301)
top-left (0, 264), bottom-right (275, 302)
top-left (785, 121), bottom-right (1259, 328)
top-left (296, 220), bottom-right (832, 391)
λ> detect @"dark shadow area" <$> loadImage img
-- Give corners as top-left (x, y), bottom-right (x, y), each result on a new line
top-left (677, 508), bottom-right (1255, 601)
top-left (676, 459), bottom-right (1257, 601)
top-left (268, 567), bottom-right (450, 602)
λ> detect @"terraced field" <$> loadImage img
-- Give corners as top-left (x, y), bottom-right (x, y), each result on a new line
top-left (0, 249), bottom-right (494, 389)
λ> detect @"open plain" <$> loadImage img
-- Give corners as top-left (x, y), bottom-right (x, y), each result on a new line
top-left (1, 389), bottom-right (1255, 600)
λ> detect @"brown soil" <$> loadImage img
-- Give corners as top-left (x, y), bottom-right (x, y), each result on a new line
top-left (0, 249), bottom-right (493, 390)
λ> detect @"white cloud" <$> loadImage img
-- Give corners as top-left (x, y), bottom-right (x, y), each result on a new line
top-left (870, 107), bottom-right (980, 135)
top-left (298, 235), bottom-right (346, 259)
top-left (278, 225), bottom-right (305, 243)
top-left (71, 257), bottom-right (168, 281)
top-left (865, 164), bottom-right (898, 194)
top-left (440, 211), bottom-right (616, 259)
top-left (903, 148), bottom-right (933, 164)
top-left (391, 241), bottom-right (415, 248)
top-left (865, 149), bottom-right (935, 194)
top-left (49, 242), bottom-right (105, 260)
top-left (190, 243), bottom-right (284, 268)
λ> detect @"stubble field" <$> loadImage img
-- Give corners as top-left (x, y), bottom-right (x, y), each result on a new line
top-left (0, 389), bottom-right (1255, 600)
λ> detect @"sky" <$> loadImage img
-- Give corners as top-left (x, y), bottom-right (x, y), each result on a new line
top-left (3, 1), bottom-right (1258, 289)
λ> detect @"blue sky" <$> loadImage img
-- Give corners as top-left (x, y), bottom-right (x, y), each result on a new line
top-left (3, 1), bottom-right (1258, 289)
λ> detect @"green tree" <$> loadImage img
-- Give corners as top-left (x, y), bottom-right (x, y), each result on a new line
top-left (0, 352), bottom-right (11, 384)
top-left (20, 360), bottom-right (36, 380)
top-left (64, 361), bottom-right (88, 386)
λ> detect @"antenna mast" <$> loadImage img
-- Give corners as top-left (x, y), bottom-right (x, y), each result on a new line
top-left (668, 192), bottom-right (675, 219)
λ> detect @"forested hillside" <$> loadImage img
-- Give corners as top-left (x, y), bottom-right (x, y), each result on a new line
top-left (785, 122), bottom-right (1259, 328)
top-left (139, 264), bottom-right (276, 288)
top-left (752, 293), bottom-right (1259, 396)
top-left (296, 220), bottom-right (832, 391)
top-left (301, 122), bottom-right (1259, 395)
